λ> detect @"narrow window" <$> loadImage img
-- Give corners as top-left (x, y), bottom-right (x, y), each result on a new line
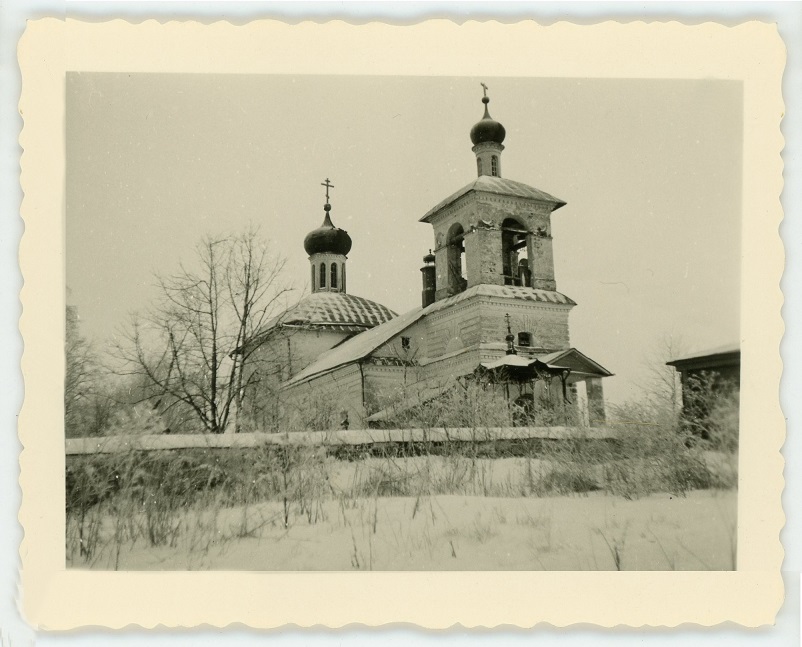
top-left (341, 264), bottom-right (346, 292)
top-left (477, 158), bottom-right (483, 176)
top-left (491, 155), bottom-right (499, 177)
top-left (401, 336), bottom-right (411, 351)
top-left (311, 265), bottom-right (316, 291)
top-left (518, 332), bottom-right (532, 348)
top-left (319, 262), bottom-right (327, 288)
top-left (331, 263), bottom-right (338, 289)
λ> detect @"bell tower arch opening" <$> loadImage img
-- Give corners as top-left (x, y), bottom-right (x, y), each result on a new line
top-left (501, 217), bottom-right (531, 286)
top-left (447, 222), bottom-right (467, 295)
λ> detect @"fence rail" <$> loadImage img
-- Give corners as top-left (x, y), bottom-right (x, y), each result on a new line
top-left (66, 426), bottom-right (617, 456)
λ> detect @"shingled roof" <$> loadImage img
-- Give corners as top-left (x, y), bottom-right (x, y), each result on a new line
top-left (420, 175), bottom-right (566, 223)
top-left (249, 291), bottom-right (397, 350)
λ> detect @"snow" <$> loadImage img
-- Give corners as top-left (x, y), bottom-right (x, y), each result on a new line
top-left (72, 489), bottom-right (737, 571)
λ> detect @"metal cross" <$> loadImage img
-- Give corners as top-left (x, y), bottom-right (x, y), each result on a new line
top-left (321, 178), bottom-right (334, 202)
top-left (480, 82), bottom-right (488, 98)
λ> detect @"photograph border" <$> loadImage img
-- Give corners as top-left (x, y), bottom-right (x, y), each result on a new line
top-left (18, 17), bottom-right (785, 629)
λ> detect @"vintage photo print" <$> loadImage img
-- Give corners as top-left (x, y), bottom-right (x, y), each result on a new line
top-left (18, 18), bottom-right (785, 629)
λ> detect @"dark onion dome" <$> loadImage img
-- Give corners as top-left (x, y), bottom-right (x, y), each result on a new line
top-left (303, 205), bottom-right (352, 256)
top-left (423, 250), bottom-right (435, 264)
top-left (470, 96), bottom-right (506, 146)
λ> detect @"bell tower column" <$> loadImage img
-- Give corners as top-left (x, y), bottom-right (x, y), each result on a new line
top-left (529, 226), bottom-right (557, 291)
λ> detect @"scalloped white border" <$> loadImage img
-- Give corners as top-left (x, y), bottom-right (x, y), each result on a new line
top-left (17, 18), bottom-right (785, 630)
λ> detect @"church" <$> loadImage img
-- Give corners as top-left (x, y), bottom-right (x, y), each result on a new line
top-left (247, 88), bottom-right (612, 430)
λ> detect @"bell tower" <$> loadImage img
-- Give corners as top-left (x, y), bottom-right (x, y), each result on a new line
top-left (420, 85), bottom-right (565, 302)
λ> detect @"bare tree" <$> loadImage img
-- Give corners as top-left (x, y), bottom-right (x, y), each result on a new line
top-left (115, 228), bottom-right (294, 434)
top-left (65, 305), bottom-right (97, 437)
top-left (643, 332), bottom-right (687, 414)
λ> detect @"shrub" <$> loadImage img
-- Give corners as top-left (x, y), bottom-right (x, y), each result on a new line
top-left (537, 462), bottom-right (600, 495)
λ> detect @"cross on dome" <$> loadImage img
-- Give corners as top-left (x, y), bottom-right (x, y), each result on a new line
top-left (321, 178), bottom-right (335, 206)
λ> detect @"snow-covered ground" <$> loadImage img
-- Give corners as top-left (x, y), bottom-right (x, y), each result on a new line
top-left (73, 489), bottom-right (737, 571)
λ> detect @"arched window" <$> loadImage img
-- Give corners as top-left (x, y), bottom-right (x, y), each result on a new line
top-left (501, 218), bottom-right (528, 286)
top-left (341, 264), bottom-right (346, 292)
top-left (311, 264), bottom-right (316, 292)
top-left (330, 263), bottom-right (338, 289)
top-left (477, 158), bottom-right (483, 176)
top-left (491, 155), bottom-right (499, 177)
top-left (319, 262), bottom-right (327, 289)
top-left (446, 223), bottom-right (467, 295)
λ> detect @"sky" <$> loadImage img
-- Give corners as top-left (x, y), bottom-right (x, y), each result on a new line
top-left (66, 74), bottom-right (742, 405)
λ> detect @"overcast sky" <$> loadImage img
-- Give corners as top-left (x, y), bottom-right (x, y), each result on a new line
top-left (66, 74), bottom-right (742, 405)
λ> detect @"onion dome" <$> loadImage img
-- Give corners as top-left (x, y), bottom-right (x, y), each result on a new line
top-left (470, 95), bottom-right (506, 146)
top-left (303, 203), bottom-right (352, 256)
top-left (423, 249), bottom-right (435, 264)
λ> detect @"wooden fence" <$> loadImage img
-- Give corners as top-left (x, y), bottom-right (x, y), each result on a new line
top-left (66, 426), bottom-right (617, 456)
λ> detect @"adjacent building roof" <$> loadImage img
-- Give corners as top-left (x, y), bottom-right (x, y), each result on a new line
top-left (420, 175), bottom-right (567, 223)
top-left (666, 343), bottom-right (740, 370)
top-left (282, 284), bottom-right (577, 387)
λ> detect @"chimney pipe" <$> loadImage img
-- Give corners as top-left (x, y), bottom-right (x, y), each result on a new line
top-left (421, 250), bottom-right (436, 308)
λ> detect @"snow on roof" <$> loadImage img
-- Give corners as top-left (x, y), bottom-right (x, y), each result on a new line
top-left (283, 285), bottom-right (578, 388)
top-left (283, 305), bottom-right (425, 387)
top-left (667, 342), bottom-right (740, 365)
top-left (420, 175), bottom-right (566, 223)
top-left (481, 355), bottom-right (536, 369)
top-left (536, 348), bottom-right (614, 377)
top-left (482, 348), bottom-right (612, 377)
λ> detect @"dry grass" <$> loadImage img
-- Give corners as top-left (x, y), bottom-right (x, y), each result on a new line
top-left (66, 389), bottom-right (739, 570)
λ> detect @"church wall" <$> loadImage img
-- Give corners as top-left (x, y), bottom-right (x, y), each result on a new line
top-left (251, 327), bottom-right (351, 383)
top-left (282, 362), bottom-right (366, 429)
top-left (423, 300), bottom-right (482, 358)
top-left (371, 325), bottom-right (427, 362)
top-left (286, 329), bottom-right (351, 378)
top-left (480, 301), bottom-right (572, 351)
top-left (420, 295), bottom-right (572, 361)
top-left (362, 364), bottom-right (427, 416)
top-left (419, 346), bottom-right (484, 384)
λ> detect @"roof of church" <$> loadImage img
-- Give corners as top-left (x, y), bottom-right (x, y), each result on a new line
top-left (283, 284), bottom-right (576, 387)
top-left (256, 291), bottom-right (397, 339)
top-left (420, 175), bottom-right (567, 223)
